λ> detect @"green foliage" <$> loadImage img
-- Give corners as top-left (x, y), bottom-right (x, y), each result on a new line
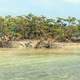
top-left (0, 14), bottom-right (80, 42)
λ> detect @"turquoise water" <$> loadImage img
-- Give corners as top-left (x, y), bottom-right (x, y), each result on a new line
top-left (0, 54), bottom-right (80, 80)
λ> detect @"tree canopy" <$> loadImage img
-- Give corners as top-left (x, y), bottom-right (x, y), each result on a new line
top-left (0, 14), bottom-right (80, 42)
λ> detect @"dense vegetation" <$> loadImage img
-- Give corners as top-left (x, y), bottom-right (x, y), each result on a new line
top-left (0, 13), bottom-right (80, 42)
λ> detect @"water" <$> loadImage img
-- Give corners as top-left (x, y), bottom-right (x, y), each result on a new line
top-left (0, 54), bottom-right (80, 80)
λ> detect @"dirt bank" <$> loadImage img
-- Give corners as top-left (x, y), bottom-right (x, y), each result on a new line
top-left (0, 39), bottom-right (80, 49)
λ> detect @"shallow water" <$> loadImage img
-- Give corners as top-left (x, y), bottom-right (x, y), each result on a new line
top-left (0, 54), bottom-right (80, 80)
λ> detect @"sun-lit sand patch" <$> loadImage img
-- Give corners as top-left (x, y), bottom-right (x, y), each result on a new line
top-left (0, 43), bottom-right (80, 55)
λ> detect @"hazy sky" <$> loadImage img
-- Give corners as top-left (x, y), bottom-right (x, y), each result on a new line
top-left (0, 0), bottom-right (80, 17)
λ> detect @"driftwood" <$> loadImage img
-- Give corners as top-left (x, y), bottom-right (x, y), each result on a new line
top-left (0, 36), bottom-right (62, 48)
top-left (34, 38), bottom-right (54, 48)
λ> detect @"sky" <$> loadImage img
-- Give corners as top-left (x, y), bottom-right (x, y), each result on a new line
top-left (0, 0), bottom-right (80, 17)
